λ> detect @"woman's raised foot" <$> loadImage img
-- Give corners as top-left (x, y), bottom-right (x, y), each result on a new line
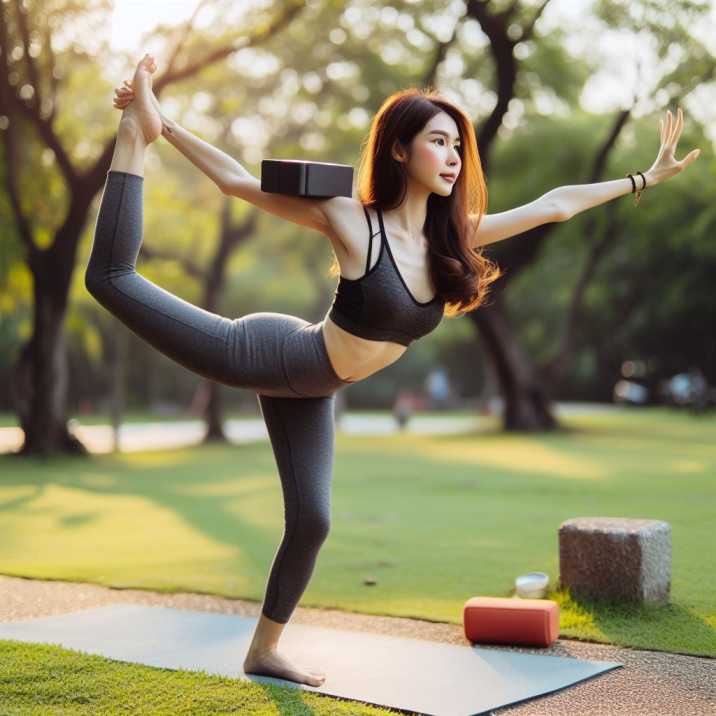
top-left (119, 53), bottom-right (162, 145)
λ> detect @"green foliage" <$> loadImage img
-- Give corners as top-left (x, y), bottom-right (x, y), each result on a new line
top-left (505, 108), bottom-right (715, 393)
top-left (518, 31), bottom-right (595, 108)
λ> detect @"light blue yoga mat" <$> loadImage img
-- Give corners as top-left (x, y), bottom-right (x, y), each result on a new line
top-left (0, 604), bottom-right (622, 715)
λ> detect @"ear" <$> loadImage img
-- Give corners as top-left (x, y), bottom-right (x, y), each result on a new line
top-left (391, 139), bottom-right (408, 163)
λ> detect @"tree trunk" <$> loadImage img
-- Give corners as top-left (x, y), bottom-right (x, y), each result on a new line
top-left (109, 327), bottom-right (128, 454)
top-left (203, 382), bottom-right (226, 443)
top-left (469, 294), bottom-right (558, 432)
top-left (11, 274), bottom-right (87, 457)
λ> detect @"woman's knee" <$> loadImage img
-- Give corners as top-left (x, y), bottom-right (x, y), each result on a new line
top-left (85, 266), bottom-right (113, 304)
top-left (84, 267), bottom-right (101, 299)
top-left (296, 511), bottom-right (331, 545)
top-left (84, 265), bottom-right (135, 312)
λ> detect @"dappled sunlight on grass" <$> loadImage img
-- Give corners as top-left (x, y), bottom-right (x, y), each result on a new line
top-left (79, 472), bottom-right (120, 489)
top-left (175, 473), bottom-right (274, 497)
top-left (548, 583), bottom-right (716, 654)
top-left (564, 413), bottom-right (716, 447)
top-left (0, 484), bottom-right (45, 504)
top-left (405, 436), bottom-right (607, 480)
top-left (1, 483), bottom-right (240, 574)
top-left (123, 451), bottom-right (192, 468)
top-left (669, 460), bottom-right (708, 474)
top-left (550, 588), bottom-right (602, 638)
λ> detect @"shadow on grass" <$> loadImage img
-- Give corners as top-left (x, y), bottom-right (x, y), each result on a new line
top-left (0, 444), bottom-right (280, 607)
top-left (549, 586), bottom-right (716, 658)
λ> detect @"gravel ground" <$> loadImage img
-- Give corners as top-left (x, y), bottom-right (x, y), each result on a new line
top-left (0, 574), bottom-right (714, 716)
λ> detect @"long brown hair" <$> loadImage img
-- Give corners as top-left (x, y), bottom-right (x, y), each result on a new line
top-left (328, 87), bottom-right (502, 317)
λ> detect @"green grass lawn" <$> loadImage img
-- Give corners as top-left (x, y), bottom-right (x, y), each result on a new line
top-left (1, 407), bottom-right (714, 713)
top-left (0, 638), bottom-right (397, 715)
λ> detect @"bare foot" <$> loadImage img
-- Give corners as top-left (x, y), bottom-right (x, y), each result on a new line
top-left (114, 80), bottom-right (162, 114)
top-left (114, 78), bottom-right (162, 115)
top-left (243, 647), bottom-right (326, 687)
top-left (118, 54), bottom-right (162, 144)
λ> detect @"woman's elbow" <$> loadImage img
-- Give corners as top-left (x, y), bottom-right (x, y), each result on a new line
top-left (550, 200), bottom-right (569, 222)
top-left (540, 190), bottom-right (568, 222)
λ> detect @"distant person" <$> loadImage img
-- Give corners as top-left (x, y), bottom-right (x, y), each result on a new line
top-left (425, 367), bottom-right (451, 410)
top-left (393, 390), bottom-right (416, 430)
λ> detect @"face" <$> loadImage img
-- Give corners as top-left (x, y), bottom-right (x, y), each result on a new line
top-left (393, 111), bottom-right (462, 196)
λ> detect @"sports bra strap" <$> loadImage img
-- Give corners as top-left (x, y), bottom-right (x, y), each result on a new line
top-left (363, 206), bottom-right (381, 274)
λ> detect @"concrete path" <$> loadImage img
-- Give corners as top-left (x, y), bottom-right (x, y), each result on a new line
top-left (0, 402), bottom-right (625, 455)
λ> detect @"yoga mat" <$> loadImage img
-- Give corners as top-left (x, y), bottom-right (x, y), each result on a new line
top-left (0, 604), bottom-right (622, 715)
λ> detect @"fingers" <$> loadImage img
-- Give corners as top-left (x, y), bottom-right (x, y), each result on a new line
top-left (659, 106), bottom-right (684, 150)
top-left (669, 106), bottom-right (683, 146)
top-left (113, 91), bottom-right (134, 108)
top-left (667, 106), bottom-right (682, 147)
top-left (681, 147), bottom-right (701, 167)
top-left (113, 83), bottom-right (134, 108)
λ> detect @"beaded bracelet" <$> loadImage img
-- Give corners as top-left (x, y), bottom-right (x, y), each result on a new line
top-left (626, 171), bottom-right (647, 206)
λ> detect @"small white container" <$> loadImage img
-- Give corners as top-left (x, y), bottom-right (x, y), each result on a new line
top-left (515, 571), bottom-right (549, 599)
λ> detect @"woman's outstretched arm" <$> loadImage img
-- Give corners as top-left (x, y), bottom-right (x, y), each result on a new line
top-left (158, 114), bottom-right (252, 191)
top-left (112, 79), bottom-right (332, 235)
top-left (469, 196), bottom-right (561, 248)
top-left (470, 106), bottom-right (700, 248)
top-left (548, 174), bottom-right (654, 221)
top-left (471, 172), bottom-right (655, 248)
top-left (545, 106), bottom-right (699, 221)
top-left (113, 79), bottom-right (251, 191)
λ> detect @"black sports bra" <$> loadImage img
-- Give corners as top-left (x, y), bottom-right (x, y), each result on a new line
top-left (328, 206), bottom-right (445, 346)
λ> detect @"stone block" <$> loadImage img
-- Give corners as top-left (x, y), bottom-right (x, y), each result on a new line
top-left (558, 517), bottom-right (671, 605)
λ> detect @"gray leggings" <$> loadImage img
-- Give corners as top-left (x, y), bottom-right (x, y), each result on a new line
top-left (86, 170), bottom-right (355, 623)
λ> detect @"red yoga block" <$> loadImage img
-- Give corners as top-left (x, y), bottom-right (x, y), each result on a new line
top-left (463, 596), bottom-right (560, 647)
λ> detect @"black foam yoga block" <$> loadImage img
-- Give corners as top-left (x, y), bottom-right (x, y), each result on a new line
top-left (261, 159), bottom-right (353, 198)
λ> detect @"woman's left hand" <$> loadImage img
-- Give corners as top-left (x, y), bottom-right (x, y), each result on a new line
top-left (113, 80), bottom-right (135, 110)
top-left (644, 106), bottom-right (701, 187)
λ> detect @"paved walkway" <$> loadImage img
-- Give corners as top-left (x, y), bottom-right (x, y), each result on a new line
top-left (0, 574), bottom-right (713, 715)
top-left (0, 402), bottom-right (625, 454)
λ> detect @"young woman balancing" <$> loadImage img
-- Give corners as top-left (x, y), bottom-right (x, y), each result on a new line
top-left (92, 53), bottom-right (700, 687)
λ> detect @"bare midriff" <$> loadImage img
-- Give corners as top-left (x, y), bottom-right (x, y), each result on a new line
top-left (321, 312), bottom-right (407, 383)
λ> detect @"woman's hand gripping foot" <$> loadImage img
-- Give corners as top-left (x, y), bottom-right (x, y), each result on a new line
top-left (114, 53), bottom-right (162, 145)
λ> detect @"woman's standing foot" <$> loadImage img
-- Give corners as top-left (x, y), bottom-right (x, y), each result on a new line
top-left (243, 646), bottom-right (326, 687)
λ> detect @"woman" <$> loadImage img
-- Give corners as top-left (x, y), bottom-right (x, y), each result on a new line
top-left (92, 53), bottom-right (699, 686)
